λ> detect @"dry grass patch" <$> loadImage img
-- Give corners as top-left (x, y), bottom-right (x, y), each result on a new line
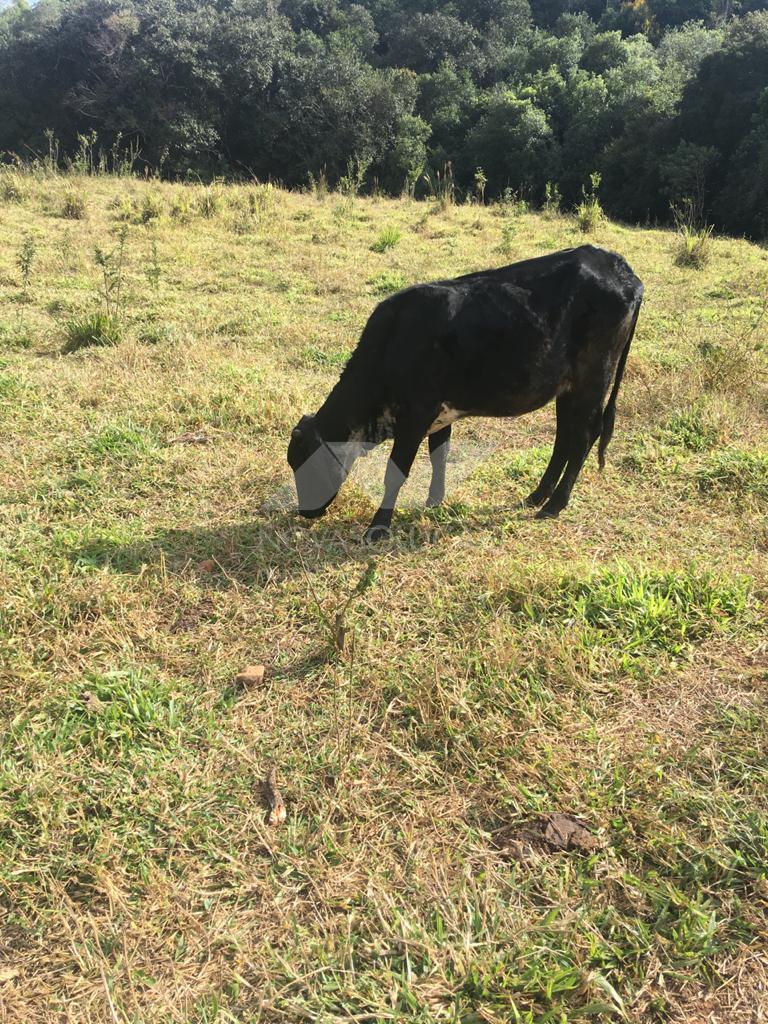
top-left (0, 172), bottom-right (767, 1023)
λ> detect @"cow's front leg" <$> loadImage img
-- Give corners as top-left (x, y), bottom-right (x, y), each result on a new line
top-left (364, 430), bottom-right (423, 543)
top-left (426, 425), bottom-right (451, 507)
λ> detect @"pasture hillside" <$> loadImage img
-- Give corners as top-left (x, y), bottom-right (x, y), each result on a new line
top-left (1, 172), bottom-right (767, 1023)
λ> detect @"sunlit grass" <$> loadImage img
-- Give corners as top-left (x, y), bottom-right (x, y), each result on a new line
top-left (0, 171), bottom-right (766, 1023)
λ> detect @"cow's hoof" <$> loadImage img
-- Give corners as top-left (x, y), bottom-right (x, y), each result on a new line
top-left (364, 525), bottom-right (391, 544)
top-left (535, 503), bottom-right (562, 520)
top-left (425, 494), bottom-right (444, 508)
top-left (524, 490), bottom-right (547, 508)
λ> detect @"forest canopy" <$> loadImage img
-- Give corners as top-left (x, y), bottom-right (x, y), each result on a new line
top-left (1, 0), bottom-right (767, 238)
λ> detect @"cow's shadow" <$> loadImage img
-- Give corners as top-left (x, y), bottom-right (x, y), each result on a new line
top-left (67, 502), bottom-right (518, 587)
top-left (70, 512), bottom-right (364, 586)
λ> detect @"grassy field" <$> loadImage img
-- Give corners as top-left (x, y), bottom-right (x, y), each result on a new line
top-left (1, 171), bottom-right (767, 1024)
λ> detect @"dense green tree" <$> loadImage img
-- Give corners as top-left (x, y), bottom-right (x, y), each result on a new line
top-left (600, 0), bottom-right (655, 36)
top-left (655, 21), bottom-right (724, 108)
top-left (659, 139), bottom-right (719, 206)
top-left (673, 12), bottom-right (768, 233)
top-left (715, 87), bottom-right (768, 237)
top-left (462, 90), bottom-right (559, 195)
top-left (677, 11), bottom-right (768, 157)
top-left (383, 11), bottom-right (486, 75)
top-left (525, 26), bottom-right (585, 74)
top-left (580, 30), bottom-right (628, 73)
top-left (599, 102), bottom-right (669, 221)
top-left (1, 0), bottom-right (768, 237)
top-left (246, 47), bottom-right (427, 189)
top-left (418, 61), bottom-right (480, 167)
top-left (558, 70), bottom-right (611, 199)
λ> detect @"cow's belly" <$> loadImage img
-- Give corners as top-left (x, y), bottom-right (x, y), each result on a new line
top-left (428, 378), bottom-right (561, 432)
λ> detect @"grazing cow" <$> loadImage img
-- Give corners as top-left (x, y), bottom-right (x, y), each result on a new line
top-left (288, 244), bottom-right (643, 542)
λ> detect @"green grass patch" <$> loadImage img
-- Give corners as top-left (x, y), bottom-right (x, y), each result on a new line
top-left (368, 270), bottom-right (406, 295)
top-left (62, 312), bottom-right (123, 352)
top-left (0, 370), bottom-right (23, 399)
top-left (371, 224), bottom-right (402, 253)
top-left (517, 566), bottom-right (752, 660)
top-left (86, 424), bottom-right (154, 460)
top-left (302, 345), bottom-right (351, 368)
top-left (697, 448), bottom-right (768, 502)
top-left (662, 403), bottom-right (719, 451)
top-left (0, 321), bottom-right (34, 350)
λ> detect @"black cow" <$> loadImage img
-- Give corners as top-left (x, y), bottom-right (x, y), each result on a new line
top-left (288, 244), bottom-right (643, 542)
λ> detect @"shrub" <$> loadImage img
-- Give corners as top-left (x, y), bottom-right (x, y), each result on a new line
top-left (662, 404), bottom-right (719, 451)
top-left (198, 188), bottom-right (221, 218)
top-left (423, 162), bottom-right (455, 212)
top-left (499, 220), bottom-right (517, 256)
top-left (576, 199), bottom-right (602, 232)
top-left (333, 198), bottom-right (355, 223)
top-left (94, 225), bottom-right (128, 321)
top-left (230, 210), bottom-right (255, 235)
top-left (170, 193), bottom-right (194, 223)
top-left (697, 338), bottom-right (759, 393)
top-left (474, 167), bottom-right (487, 205)
top-left (0, 172), bottom-right (27, 203)
top-left (61, 190), bottom-right (87, 220)
top-left (138, 323), bottom-right (178, 345)
top-left (674, 224), bottom-right (713, 269)
top-left (308, 169), bottom-right (329, 201)
top-left (673, 199), bottom-right (713, 269)
top-left (338, 156), bottom-right (370, 198)
top-left (144, 239), bottom-right (162, 292)
top-left (227, 184), bottom-right (277, 234)
top-left (250, 183), bottom-right (278, 216)
top-left (499, 188), bottom-right (529, 216)
top-left (63, 313), bottom-right (122, 353)
top-left (110, 193), bottom-right (135, 221)
top-left (16, 233), bottom-right (37, 307)
top-left (543, 181), bottom-right (562, 216)
top-left (575, 172), bottom-right (603, 232)
top-left (371, 225), bottom-right (402, 253)
top-left (139, 191), bottom-right (163, 224)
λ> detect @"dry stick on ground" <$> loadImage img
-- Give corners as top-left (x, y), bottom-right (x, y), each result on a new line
top-left (286, 543), bottom-right (380, 775)
top-left (167, 430), bottom-right (212, 445)
top-left (262, 766), bottom-right (287, 826)
top-left (97, 958), bottom-right (122, 1024)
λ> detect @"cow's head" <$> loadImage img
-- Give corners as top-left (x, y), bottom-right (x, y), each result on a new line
top-left (287, 415), bottom-right (354, 518)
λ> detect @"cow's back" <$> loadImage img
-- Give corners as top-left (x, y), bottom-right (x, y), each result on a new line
top-left (339, 245), bottom-right (643, 410)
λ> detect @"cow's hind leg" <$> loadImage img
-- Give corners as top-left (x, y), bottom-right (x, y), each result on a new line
top-left (365, 428), bottom-right (424, 543)
top-left (525, 396), bottom-right (571, 507)
top-left (536, 399), bottom-right (603, 520)
top-left (426, 425), bottom-right (451, 507)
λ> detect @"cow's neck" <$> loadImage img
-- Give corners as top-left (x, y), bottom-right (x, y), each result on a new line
top-left (314, 377), bottom-right (384, 443)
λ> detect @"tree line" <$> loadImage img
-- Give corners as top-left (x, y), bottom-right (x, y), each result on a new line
top-left (1, 0), bottom-right (767, 238)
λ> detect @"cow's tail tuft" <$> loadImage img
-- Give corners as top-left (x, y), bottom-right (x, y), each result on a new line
top-left (597, 302), bottom-right (641, 470)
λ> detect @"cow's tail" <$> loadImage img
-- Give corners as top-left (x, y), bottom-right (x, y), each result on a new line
top-left (597, 301), bottom-right (641, 470)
